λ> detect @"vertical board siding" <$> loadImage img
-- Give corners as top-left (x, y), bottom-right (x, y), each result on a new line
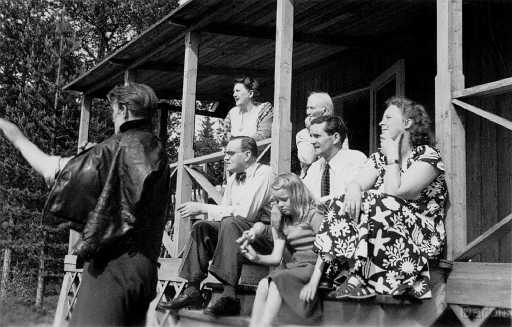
top-left (463, 1), bottom-right (512, 262)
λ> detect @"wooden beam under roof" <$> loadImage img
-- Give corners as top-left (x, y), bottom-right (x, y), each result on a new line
top-left (201, 23), bottom-right (375, 47)
top-left (110, 59), bottom-right (273, 77)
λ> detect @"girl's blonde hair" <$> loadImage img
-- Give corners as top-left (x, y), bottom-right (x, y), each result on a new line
top-left (271, 173), bottom-right (317, 231)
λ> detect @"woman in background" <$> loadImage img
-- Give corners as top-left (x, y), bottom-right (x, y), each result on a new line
top-left (224, 76), bottom-right (273, 141)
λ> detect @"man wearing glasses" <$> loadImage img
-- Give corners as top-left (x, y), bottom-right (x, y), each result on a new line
top-left (162, 136), bottom-right (274, 316)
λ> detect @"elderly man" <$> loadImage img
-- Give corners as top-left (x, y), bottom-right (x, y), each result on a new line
top-left (0, 83), bottom-right (170, 326)
top-left (296, 91), bottom-right (349, 177)
top-left (163, 136), bottom-right (274, 316)
top-left (302, 115), bottom-right (367, 201)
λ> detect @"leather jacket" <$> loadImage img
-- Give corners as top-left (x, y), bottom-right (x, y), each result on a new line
top-left (44, 120), bottom-right (170, 261)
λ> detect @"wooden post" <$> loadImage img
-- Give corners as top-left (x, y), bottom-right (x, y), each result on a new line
top-left (172, 32), bottom-right (199, 257)
top-left (270, 0), bottom-right (294, 174)
top-left (435, 0), bottom-right (466, 260)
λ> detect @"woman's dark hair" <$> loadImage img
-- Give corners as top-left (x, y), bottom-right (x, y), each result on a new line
top-left (233, 76), bottom-right (260, 99)
top-left (385, 96), bottom-right (434, 147)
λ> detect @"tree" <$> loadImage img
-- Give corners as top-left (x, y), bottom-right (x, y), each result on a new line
top-left (0, 0), bottom-right (179, 322)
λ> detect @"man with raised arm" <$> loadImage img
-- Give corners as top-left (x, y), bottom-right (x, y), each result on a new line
top-left (302, 115), bottom-right (367, 201)
top-left (0, 82), bottom-right (170, 326)
top-left (161, 136), bottom-right (274, 316)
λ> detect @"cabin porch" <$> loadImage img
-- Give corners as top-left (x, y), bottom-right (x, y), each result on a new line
top-left (56, 1), bottom-right (512, 326)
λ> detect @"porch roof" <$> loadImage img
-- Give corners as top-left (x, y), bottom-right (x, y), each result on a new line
top-left (64, 0), bottom-right (434, 115)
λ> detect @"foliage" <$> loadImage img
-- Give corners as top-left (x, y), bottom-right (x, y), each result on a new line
top-left (0, 0), bottom-right (179, 322)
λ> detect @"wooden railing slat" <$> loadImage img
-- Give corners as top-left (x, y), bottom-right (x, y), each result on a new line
top-left (169, 138), bottom-right (272, 169)
top-left (452, 99), bottom-right (512, 131)
top-left (453, 76), bottom-right (512, 98)
top-left (184, 166), bottom-right (222, 204)
top-left (455, 213), bottom-right (512, 261)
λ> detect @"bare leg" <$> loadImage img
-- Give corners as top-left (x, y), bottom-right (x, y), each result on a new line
top-left (249, 279), bottom-right (269, 327)
top-left (260, 281), bottom-right (282, 327)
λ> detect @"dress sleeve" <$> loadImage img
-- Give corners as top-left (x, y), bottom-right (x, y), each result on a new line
top-left (310, 209), bottom-right (324, 233)
top-left (254, 102), bottom-right (273, 141)
top-left (368, 151), bottom-right (384, 171)
top-left (415, 145), bottom-right (445, 172)
top-left (223, 109), bottom-right (233, 141)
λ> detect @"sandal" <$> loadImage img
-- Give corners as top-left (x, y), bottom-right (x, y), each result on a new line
top-left (333, 276), bottom-right (376, 300)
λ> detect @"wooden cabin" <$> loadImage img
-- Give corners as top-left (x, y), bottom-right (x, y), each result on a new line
top-left (54, 0), bottom-right (511, 326)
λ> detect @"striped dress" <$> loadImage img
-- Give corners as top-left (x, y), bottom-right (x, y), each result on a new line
top-left (267, 209), bottom-right (323, 323)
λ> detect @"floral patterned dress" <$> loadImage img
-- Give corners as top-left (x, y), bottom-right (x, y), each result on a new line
top-left (313, 145), bottom-right (447, 298)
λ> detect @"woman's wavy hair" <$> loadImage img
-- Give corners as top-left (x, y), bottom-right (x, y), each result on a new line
top-left (234, 76), bottom-right (261, 100)
top-left (271, 173), bottom-right (316, 231)
top-left (385, 96), bottom-right (434, 147)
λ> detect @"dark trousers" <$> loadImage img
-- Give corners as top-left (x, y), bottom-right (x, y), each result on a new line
top-left (69, 252), bottom-right (157, 327)
top-left (179, 217), bottom-right (273, 286)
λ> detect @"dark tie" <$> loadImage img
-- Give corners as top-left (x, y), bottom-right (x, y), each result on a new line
top-left (321, 163), bottom-right (330, 197)
top-left (235, 172), bottom-right (246, 183)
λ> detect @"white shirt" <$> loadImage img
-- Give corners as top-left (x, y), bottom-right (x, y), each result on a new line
top-left (227, 106), bottom-right (262, 138)
top-left (302, 148), bottom-right (367, 201)
top-left (206, 162), bottom-right (274, 222)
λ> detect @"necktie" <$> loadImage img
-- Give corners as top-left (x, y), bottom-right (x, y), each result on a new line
top-left (235, 172), bottom-right (246, 183)
top-left (321, 163), bottom-right (330, 197)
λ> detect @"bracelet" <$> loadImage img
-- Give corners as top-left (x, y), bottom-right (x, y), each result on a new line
top-left (386, 159), bottom-right (399, 165)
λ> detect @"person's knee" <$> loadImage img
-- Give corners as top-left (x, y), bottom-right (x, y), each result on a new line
top-left (219, 217), bottom-right (242, 235)
top-left (268, 281), bottom-right (279, 294)
top-left (256, 278), bottom-right (269, 295)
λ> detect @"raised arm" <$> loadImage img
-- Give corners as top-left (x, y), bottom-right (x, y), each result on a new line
top-left (0, 118), bottom-right (59, 179)
top-left (296, 128), bottom-right (316, 165)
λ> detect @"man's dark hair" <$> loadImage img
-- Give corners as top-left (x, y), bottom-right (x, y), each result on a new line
top-left (310, 115), bottom-right (347, 144)
top-left (106, 82), bottom-right (158, 120)
top-left (230, 136), bottom-right (258, 157)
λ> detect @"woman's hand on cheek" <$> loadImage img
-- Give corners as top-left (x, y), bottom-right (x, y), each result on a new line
top-left (381, 131), bottom-right (401, 161)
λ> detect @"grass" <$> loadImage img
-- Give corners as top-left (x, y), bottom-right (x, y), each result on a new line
top-left (0, 295), bottom-right (58, 327)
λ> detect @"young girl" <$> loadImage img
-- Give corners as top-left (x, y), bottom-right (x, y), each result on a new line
top-left (238, 173), bottom-right (325, 327)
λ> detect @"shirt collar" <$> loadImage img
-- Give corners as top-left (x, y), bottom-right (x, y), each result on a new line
top-left (244, 161), bottom-right (259, 178)
top-left (322, 148), bottom-right (345, 172)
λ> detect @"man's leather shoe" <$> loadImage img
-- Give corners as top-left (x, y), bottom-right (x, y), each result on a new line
top-left (157, 288), bottom-right (203, 311)
top-left (204, 296), bottom-right (241, 316)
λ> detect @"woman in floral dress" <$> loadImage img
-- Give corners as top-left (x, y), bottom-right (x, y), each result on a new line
top-left (313, 96), bottom-right (447, 299)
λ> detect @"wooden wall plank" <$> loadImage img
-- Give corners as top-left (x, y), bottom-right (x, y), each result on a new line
top-left (270, 0), bottom-right (294, 174)
top-left (172, 31), bottom-right (199, 257)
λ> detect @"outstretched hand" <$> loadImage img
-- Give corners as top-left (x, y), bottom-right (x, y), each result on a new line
top-left (236, 228), bottom-right (256, 249)
top-left (299, 281), bottom-right (318, 303)
top-left (240, 244), bottom-right (258, 261)
top-left (176, 202), bottom-right (205, 218)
